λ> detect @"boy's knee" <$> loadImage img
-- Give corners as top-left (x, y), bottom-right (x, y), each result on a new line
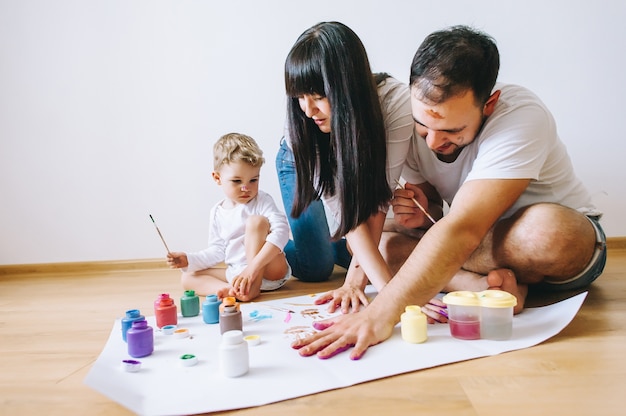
top-left (180, 272), bottom-right (195, 290)
top-left (245, 215), bottom-right (270, 232)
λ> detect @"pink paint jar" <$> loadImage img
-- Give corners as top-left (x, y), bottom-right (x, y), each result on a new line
top-left (442, 291), bottom-right (481, 340)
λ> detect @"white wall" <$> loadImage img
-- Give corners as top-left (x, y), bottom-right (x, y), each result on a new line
top-left (1, 0), bottom-right (624, 265)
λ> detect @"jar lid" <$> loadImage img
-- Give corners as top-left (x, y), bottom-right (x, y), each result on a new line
top-left (174, 328), bottom-right (190, 339)
top-left (442, 291), bottom-right (480, 306)
top-left (162, 325), bottom-right (177, 335)
top-left (404, 305), bottom-right (425, 315)
top-left (222, 330), bottom-right (244, 344)
top-left (478, 290), bottom-right (517, 308)
top-left (223, 296), bottom-right (237, 306)
top-left (121, 359), bottom-right (142, 372)
top-left (244, 335), bottom-right (261, 346)
top-left (179, 354), bottom-right (198, 367)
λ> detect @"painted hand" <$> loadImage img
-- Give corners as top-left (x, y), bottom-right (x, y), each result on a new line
top-left (421, 298), bottom-right (449, 324)
top-left (291, 309), bottom-right (394, 360)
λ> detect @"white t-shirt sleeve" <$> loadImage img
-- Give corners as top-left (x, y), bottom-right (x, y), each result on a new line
top-left (466, 102), bottom-right (554, 182)
top-left (186, 204), bottom-right (226, 272)
top-left (380, 78), bottom-right (414, 191)
top-left (255, 191), bottom-right (290, 251)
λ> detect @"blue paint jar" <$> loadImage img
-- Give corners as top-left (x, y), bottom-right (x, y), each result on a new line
top-left (121, 309), bottom-right (145, 342)
top-left (202, 294), bottom-right (221, 324)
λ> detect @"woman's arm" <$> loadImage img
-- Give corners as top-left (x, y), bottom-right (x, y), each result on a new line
top-left (314, 210), bottom-right (391, 313)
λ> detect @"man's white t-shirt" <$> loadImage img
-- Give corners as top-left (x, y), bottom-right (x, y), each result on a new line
top-left (402, 83), bottom-right (599, 219)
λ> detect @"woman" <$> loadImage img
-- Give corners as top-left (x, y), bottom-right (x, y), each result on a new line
top-left (275, 21), bottom-right (413, 312)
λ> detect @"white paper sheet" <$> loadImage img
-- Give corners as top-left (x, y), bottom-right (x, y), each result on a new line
top-left (84, 288), bottom-right (587, 416)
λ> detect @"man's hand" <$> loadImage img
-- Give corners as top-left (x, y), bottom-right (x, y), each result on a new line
top-left (392, 183), bottom-right (431, 228)
top-left (291, 309), bottom-right (395, 360)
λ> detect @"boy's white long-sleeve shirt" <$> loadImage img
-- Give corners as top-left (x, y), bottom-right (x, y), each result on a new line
top-left (185, 190), bottom-right (289, 273)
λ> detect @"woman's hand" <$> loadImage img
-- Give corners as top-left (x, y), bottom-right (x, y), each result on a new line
top-left (314, 283), bottom-right (370, 314)
top-left (421, 297), bottom-right (449, 323)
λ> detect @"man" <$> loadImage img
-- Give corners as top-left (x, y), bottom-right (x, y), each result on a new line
top-left (291, 25), bottom-right (606, 360)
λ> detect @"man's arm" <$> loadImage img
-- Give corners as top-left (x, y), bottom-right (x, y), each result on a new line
top-left (292, 178), bottom-right (530, 359)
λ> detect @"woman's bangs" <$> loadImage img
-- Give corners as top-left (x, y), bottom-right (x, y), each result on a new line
top-left (285, 52), bottom-right (325, 97)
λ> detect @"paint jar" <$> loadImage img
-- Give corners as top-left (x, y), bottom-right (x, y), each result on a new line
top-left (220, 330), bottom-right (249, 377)
top-left (154, 293), bottom-right (177, 328)
top-left (219, 296), bottom-right (239, 313)
top-left (121, 309), bottom-right (145, 342)
top-left (400, 305), bottom-right (428, 343)
top-left (442, 291), bottom-right (481, 340)
top-left (478, 290), bottom-right (517, 340)
top-left (202, 294), bottom-right (221, 324)
top-left (219, 304), bottom-right (242, 334)
top-left (127, 319), bottom-right (154, 358)
top-left (180, 290), bottom-right (200, 317)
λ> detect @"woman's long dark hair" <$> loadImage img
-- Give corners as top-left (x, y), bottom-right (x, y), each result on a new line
top-left (284, 21), bottom-right (391, 239)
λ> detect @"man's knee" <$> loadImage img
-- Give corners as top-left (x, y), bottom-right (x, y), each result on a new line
top-left (496, 203), bottom-right (596, 276)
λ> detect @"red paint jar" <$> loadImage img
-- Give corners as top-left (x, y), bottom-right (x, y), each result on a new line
top-left (154, 293), bottom-right (177, 328)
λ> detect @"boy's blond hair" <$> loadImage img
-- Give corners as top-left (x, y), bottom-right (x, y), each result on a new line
top-left (213, 132), bottom-right (265, 171)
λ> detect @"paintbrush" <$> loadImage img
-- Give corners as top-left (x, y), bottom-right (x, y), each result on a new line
top-left (394, 179), bottom-right (437, 224)
top-left (149, 214), bottom-right (172, 254)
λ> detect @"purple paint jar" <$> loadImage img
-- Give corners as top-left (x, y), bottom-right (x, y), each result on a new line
top-left (127, 319), bottom-right (154, 358)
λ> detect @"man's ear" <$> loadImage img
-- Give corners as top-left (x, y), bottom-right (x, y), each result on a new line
top-left (483, 89), bottom-right (501, 117)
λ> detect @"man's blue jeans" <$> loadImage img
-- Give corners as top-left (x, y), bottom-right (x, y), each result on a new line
top-left (275, 139), bottom-right (351, 282)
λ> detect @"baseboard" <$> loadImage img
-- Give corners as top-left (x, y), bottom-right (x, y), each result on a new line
top-left (607, 237), bottom-right (626, 250)
top-left (2, 237), bottom-right (625, 276)
top-left (0, 258), bottom-right (169, 276)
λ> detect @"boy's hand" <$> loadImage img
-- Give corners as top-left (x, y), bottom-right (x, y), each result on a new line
top-left (232, 267), bottom-right (260, 297)
top-left (166, 252), bottom-right (188, 269)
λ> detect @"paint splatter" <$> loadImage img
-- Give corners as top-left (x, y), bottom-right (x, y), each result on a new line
top-left (284, 325), bottom-right (316, 341)
top-left (249, 310), bottom-right (273, 322)
top-left (301, 308), bottom-right (325, 320)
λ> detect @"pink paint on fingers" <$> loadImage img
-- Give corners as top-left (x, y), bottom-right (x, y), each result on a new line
top-left (317, 344), bottom-right (354, 360)
top-left (312, 321), bottom-right (333, 330)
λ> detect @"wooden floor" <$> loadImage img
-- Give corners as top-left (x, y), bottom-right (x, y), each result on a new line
top-left (1, 249), bottom-right (625, 416)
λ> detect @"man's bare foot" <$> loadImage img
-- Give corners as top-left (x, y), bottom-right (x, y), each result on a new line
top-left (486, 268), bottom-right (527, 314)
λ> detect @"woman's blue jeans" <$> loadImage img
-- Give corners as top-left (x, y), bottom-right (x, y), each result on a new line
top-left (275, 139), bottom-right (351, 282)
